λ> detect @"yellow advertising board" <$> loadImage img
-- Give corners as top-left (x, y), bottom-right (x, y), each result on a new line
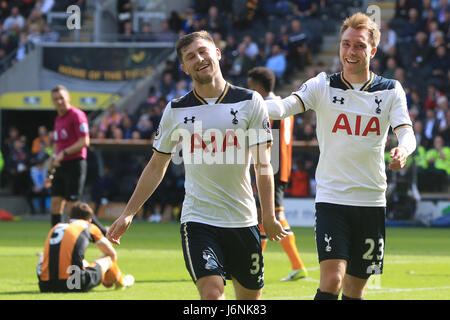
top-left (0, 91), bottom-right (120, 110)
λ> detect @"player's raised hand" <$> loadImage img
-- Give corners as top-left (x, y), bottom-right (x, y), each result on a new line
top-left (263, 218), bottom-right (288, 241)
top-left (389, 146), bottom-right (408, 171)
top-left (106, 214), bottom-right (134, 245)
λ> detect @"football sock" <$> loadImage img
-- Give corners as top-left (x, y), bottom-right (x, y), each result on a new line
top-left (314, 289), bottom-right (339, 300)
top-left (91, 215), bottom-right (108, 236)
top-left (342, 294), bottom-right (364, 300)
top-left (278, 217), bottom-right (305, 270)
top-left (258, 223), bottom-right (268, 252)
top-left (105, 261), bottom-right (124, 285)
top-left (51, 213), bottom-right (61, 226)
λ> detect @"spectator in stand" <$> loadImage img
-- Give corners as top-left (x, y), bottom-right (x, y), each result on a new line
top-left (288, 19), bottom-right (310, 72)
top-left (424, 84), bottom-right (445, 110)
top-left (205, 6), bottom-right (225, 36)
top-left (136, 107), bottom-right (154, 139)
top-left (2, 6), bottom-right (25, 31)
top-left (0, 33), bottom-right (15, 57)
top-left (31, 125), bottom-right (51, 155)
top-left (117, 0), bottom-right (133, 34)
top-left (411, 31), bottom-right (432, 68)
top-left (382, 57), bottom-right (397, 79)
top-left (221, 34), bottom-right (238, 75)
top-left (395, 0), bottom-right (414, 20)
top-left (265, 44), bottom-right (286, 85)
top-left (422, 7), bottom-right (437, 33)
top-left (166, 79), bottom-right (189, 101)
top-left (158, 71), bottom-right (177, 99)
top-left (229, 42), bottom-right (253, 87)
top-left (155, 20), bottom-right (177, 42)
top-left (100, 104), bottom-right (122, 133)
top-left (261, 31), bottom-right (276, 60)
top-left (403, 7), bottom-right (423, 41)
top-left (423, 108), bottom-right (441, 148)
top-left (28, 150), bottom-right (51, 214)
top-left (120, 113), bottom-right (136, 139)
top-left (430, 45), bottom-right (449, 79)
top-left (440, 109), bottom-right (450, 145)
top-left (285, 159), bottom-right (310, 197)
top-left (418, 135), bottom-right (450, 191)
top-left (5, 138), bottom-right (30, 195)
top-left (242, 34), bottom-right (259, 61)
top-left (120, 20), bottom-right (134, 41)
top-left (379, 20), bottom-right (397, 57)
top-left (15, 31), bottom-right (32, 62)
top-left (137, 23), bottom-right (153, 42)
top-left (413, 119), bottom-right (425, 148)
top-left (3, 126), bottom-right (20, 158)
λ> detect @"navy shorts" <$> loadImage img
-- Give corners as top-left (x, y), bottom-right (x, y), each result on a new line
top-left (51, 159), bottom-right (87, 201)
top-left (180, 222), bottom-right (264, 290)
top-left (315, 202), bottom-right (386, 279)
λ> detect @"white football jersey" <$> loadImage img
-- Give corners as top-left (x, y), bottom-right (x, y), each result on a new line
top-left (153, 82), bottom-right (272, 227)
top-left (293, 72), bottom-right (412, 207)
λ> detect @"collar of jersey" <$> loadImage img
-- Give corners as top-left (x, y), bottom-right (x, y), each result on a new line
top-left (192, 82), bottom-right (230, 105)
top-left (340, 72), bottom-right (374, 91)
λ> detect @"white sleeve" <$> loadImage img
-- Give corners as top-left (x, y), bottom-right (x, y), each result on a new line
top-left (395, 126), bottom-right (416, 156)
top-left (265, 95), bottom-right (301, 120)
top-left (248, 92), bottom-right (273, 146)
top-left (390, 81), bottom-right (413, 131)
top-left (152, 102), bottom-right (178, 154)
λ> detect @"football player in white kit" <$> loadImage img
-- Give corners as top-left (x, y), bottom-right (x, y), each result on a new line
top-left (265, 13), bottom-right (416, 299)
top-left (106, 31), bottom-right (287, 300)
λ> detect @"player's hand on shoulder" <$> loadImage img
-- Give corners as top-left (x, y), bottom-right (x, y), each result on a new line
top-left (263, 218), bottom-right (288, 242)
top-left (106, 214), bottom-right (133, 245)
top-left (389, 146), bottom-right (408, 171)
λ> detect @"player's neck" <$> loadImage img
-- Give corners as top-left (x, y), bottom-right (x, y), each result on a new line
top-left (193, 76), bottom-right (227, 98)
top-left (57, 105), bottom-right (71, 116)
top-left (342, 69), bottom-right (371, 84)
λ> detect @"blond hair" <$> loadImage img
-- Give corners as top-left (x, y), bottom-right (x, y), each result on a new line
top-left (340, 12), bottom-right (380, 48)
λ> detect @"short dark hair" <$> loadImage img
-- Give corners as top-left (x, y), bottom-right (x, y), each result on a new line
top-left (69, 202), bottom-right (94, 220)
top-left (248, 67), bottom-right (276, 93)
top-left (175, 30), bottom-right (215, 63)
top-left (51, 85), bottom-right (69, 94)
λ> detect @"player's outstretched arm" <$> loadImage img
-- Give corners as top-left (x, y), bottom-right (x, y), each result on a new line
top-left (251, 143), bottom-right (288, 241)
top-left (107, 151), bottom-right (172, 245)
top-left (265, 95), bottom-right (302, 120)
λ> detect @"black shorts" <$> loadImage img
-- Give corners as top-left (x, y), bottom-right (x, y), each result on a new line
top-left (314, 202), bottom-right (386, 279)
top-left (38, 263), bottom-right (102, 293)
top-left (180, 222), bottom-right (264, 290)
top-left (51, 159), bottom-right (87, 201)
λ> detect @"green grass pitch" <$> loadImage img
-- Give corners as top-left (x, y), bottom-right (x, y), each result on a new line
top-left (0, 220), bottom-right (449, 300)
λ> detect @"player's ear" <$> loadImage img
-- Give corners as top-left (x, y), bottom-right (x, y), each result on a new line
top-left (370, 46), bottom-right (377, 59)
top-left (216, 47), bottom-right (221, 61)
top-left (181, 63), bottom-right (189, 76)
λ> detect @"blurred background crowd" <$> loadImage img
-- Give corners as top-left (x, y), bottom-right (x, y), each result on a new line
top-left (0, 0), bottom-right (448, 222)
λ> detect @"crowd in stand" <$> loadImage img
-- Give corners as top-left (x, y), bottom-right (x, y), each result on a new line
top-left (0, 0), bottom-right (448, 220)
top-left (0, 0), bottom-right (73, 74)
